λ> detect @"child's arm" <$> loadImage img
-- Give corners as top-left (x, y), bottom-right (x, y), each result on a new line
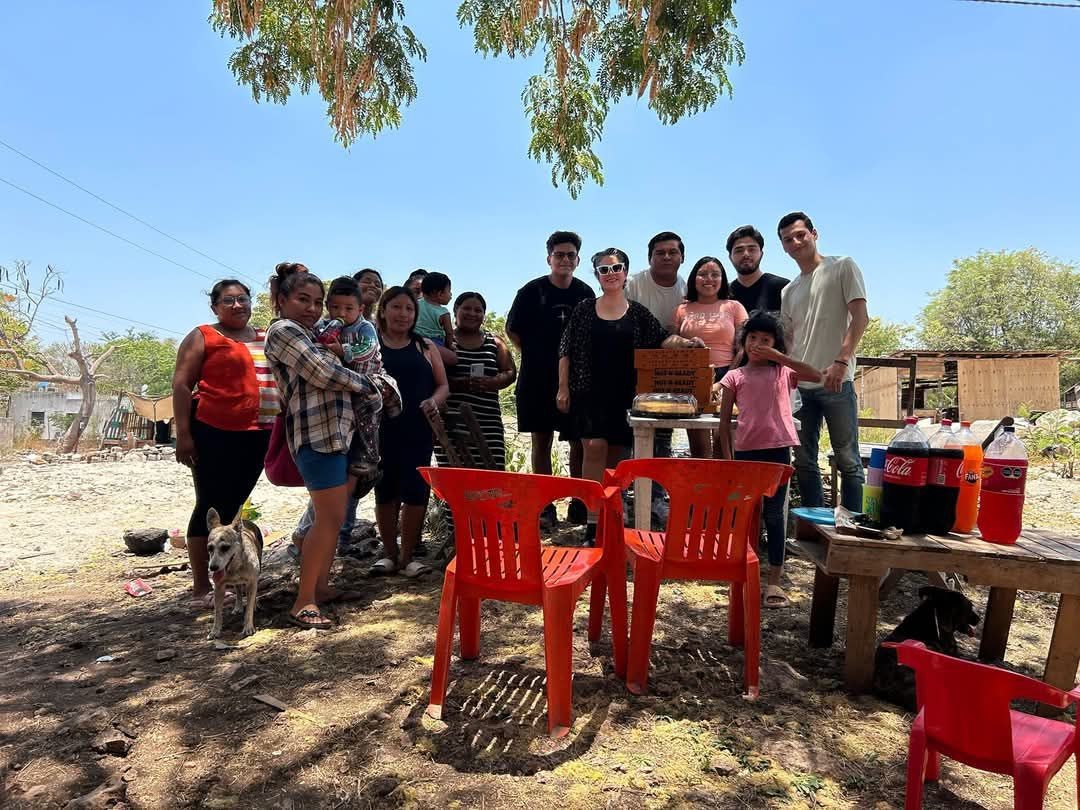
top-left (439, 312), bottom-right (455, 349)
top-left (749, 345), bottom-right (823, 384)
top-left (717, 384), bottom-right (735, 461)
top-left (266, 322), bottom-right (371, 393)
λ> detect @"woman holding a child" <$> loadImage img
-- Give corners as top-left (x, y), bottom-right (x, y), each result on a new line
top-left (265, 270), bottom-right (382, 629)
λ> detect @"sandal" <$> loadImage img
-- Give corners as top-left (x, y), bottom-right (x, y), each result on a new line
top-left (764, 584), bottom-right (789, 609)
top-left (288, 608), bottom-right (333, 630)
top-left (400, 561), bottom-right (432, 579)
top-left (369, 558), bottom-right (398, 576)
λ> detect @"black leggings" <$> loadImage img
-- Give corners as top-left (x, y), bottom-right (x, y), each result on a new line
top-left (186, 417), bottom-right (271, 538)
top-left (733, 446), bottom-right (791, 568)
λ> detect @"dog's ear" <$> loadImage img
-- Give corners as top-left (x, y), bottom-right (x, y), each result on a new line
top-left (207, 508), bottom-right (222, 529)
top-left (231, 511), bottom-right (244, 531)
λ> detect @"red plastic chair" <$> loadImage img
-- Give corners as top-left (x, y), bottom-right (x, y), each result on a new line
top-left (605, 458), bottom-right (792, 699)
top-left (418, 467), bottom-right (628, 738)
top-left (885, 640), bottom-right (1080, 809)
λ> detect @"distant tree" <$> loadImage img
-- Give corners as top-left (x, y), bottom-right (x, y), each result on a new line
top-left (250, 290), bottom-right (274, 330)
top-left (0, 261), bottom-right (57, 403)
top-left (918, 248), bottom-right (1080, 390)
top-left (93, 329), bottom-right (178, 397)
top-left (211, 0), bottom-right (743, 197)
top-left (858, 317), bottom-right (913, 359)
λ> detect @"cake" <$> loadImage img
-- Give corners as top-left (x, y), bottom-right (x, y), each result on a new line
top-left (631, 393), bottom-right (700, 418)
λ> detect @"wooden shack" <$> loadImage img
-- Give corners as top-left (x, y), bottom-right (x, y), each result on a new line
top-left (856, 350), bottom-right (1062, 422)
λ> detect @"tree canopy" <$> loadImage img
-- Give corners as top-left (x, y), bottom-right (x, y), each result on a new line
top-left (93, 329), bottom-right (178, 397)
top-left (211, 0), bottom-right (743, 197)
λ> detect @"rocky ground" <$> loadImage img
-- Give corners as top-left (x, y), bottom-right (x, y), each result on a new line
top-left (0, 457), bottom-right (1077, 809)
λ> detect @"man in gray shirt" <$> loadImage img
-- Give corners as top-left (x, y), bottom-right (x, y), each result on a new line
top-left (778, 212), bottom-right (869, 511)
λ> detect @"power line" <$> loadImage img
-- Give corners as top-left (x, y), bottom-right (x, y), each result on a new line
top-left (0, 175), bottom-right (221, 283)
top-left (0, 280), bottom-right (185, 336)
top-left (0, 137), bottom-right (259, 286)
top-left (955, 0), bottom-right (1080, 7)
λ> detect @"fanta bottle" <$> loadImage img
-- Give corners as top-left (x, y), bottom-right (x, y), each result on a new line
top-left (977, 426), bottom-right (1027, 544)
top-left (951, 421), bottom-right (983, 533)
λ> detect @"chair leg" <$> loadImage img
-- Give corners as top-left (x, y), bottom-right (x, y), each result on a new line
top-left (904, 716), bottom-right (927, 810)
top-left (458, 596), bottom-right (481, 660)
top-left (606, 556), bottom-right (630, 680)
top-left (541, 588), bottom-right (575, 739)
top-left (1012, 765), bottom-right (1048, 810)
top-left (924, 749), bottom-right (940, 783)
top-left (626, 562), bottom-right (662, 695)
top-left (728, 579), bottom-right (745, 647)
top-left (743, 574), bottom-right (761, 699)
top-left (427, 570), bottom-right (458, 720)
top-left (587, 572), bottom-right (606, 643)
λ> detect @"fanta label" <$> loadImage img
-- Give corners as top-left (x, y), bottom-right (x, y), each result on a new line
top-left (980, 458), bottom-right (1028, 495)
top-left (884, 454), bottom-right (928, 487)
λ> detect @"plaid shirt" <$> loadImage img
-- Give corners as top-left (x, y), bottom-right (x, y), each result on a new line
top-left (264, 319), bottom-right (374, 455)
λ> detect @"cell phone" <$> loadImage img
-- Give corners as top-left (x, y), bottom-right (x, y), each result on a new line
top-left (469, 363), bottom-right (485, 377)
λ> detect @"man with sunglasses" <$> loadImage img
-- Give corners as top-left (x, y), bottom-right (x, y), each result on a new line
top-left (626, 232), bottom-right (688, 526)
top-left (507, 231), bottom-right (595, 528)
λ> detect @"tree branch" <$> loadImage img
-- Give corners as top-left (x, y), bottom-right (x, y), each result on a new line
top-left (0, 364), bottom-right (81, 386)
top-left (89, 344), bottom-right (117, 374)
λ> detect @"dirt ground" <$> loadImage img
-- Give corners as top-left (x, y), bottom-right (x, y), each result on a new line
top-left (0, 459), bottom-right (1077, 809)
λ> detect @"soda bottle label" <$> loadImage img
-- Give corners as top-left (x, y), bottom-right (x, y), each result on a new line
top-left (980, 458), bottom-right (1028, 496)
top-left (884, 454), bottom-right (928, 487)
top-left (929, 456), bottom-right (963, 487)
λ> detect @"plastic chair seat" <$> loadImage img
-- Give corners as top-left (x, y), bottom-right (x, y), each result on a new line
top-left (1009, 710), bottom-right (1074, 770)
top-left (624, 528), bottom-right (758, 580)
top-left (447, 545), bottom-right (604, 603)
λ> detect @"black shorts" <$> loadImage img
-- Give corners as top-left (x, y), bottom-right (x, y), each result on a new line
top-left (515, 385), bottom-right (578, 440)
top-left (571, 400), bottom-right (633, 448)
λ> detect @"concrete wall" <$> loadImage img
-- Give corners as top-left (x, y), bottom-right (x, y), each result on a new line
top-left (7, 389), bottom-right (119, 440)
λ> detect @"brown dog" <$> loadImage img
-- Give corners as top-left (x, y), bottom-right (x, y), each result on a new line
top-left (206, 508), bottom-right (264, 639)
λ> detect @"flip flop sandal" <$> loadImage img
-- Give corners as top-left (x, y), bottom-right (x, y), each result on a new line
top-left (764, 585), bottom-right (789, 609)
top-left (288, 608), bottom-right (333, 630)
top-left (400, 561), bottom-right (432, 579)
top-left (369, 558), bottom-right (398, 576)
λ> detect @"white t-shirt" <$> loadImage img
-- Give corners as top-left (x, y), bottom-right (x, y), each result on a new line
top-left (626, 270), bottom-right (686, 331)
top-left (780, 255), bottom-right (867, 390)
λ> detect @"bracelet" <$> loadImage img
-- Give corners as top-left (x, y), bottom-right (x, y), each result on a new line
top-left (833, 359), bottom-right (849, 367)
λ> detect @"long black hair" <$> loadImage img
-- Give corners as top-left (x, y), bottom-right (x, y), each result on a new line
top-left (376, 285), bottom-right (423, 348)
top-left (735, 310), bottom-right (787, 368)
top-left (685, 256), bottom-right (730, 302)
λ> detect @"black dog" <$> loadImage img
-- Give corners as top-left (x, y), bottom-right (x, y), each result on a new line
top-left (873, 586), bottom-right (980, 710)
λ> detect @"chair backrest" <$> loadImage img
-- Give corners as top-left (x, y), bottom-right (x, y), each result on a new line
top-left (610, 458), bottom-right (792, 566)
top-left (419, 468), bottom-right (605, 591)
top-left (890, 640), bottom-right (1035, 769)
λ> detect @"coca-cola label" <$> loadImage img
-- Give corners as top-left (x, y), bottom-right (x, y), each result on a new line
top-left (928, 456), bottom-right (963, 488)
top-left (884, 453), bottom-right (928, 487)
top-left (981, 458), bottom-right (1027, 495)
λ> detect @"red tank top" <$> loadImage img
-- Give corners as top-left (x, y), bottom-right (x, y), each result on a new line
top-left (194, 325), bottom-right (265, 431)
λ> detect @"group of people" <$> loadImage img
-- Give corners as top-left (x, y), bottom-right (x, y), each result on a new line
top-left (173, 210), bottom-right (868, 627)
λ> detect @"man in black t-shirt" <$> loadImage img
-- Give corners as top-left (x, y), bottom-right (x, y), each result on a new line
top-left (507, 231), bottom-right (595, 527)
top-left (726, 225), bottom-right (788, 314)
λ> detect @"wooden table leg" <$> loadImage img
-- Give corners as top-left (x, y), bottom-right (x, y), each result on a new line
top-left (809, 566), bottom-right (840, 648)
top-left (1039, 593), bottom-right (1080, 717)
top-left (844, 575), bottom-right (880, 693)
top-left (979, 586), bottom-right (1017, 662)
top-left (632, 424), bottom-right (654, 531)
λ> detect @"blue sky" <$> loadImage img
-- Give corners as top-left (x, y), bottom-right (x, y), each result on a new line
top-left (1, 1), bottom-right (1078, 347)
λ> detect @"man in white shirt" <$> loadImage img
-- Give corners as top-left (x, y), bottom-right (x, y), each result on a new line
top-left (778, 212), bottom-right (869, 511)
top-left (627, 231), bottom-right (688, 524)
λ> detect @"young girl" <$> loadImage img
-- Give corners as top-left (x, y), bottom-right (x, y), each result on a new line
top-left (717, 311), bottom-right (822, 608)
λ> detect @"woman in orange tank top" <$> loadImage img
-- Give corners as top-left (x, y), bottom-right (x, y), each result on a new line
top-left (172, 280), bottom-right (279, 609)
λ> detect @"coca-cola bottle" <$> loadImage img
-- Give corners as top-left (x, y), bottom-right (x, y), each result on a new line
top-left (924, 420), bottom-right (963, 534)
top-left (315, 318), bottom-right (344, 346)
top-left (881, 417), bottom-right (929, 533)
top-left (977, 426), bottom-right (1028, 544)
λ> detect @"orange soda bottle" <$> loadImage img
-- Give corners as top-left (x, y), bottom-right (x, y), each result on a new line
top-left (951, 421), bottom-right (982, 533)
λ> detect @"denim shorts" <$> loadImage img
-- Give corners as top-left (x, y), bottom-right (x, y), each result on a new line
top-left (294, 446), bottom-right (348, 491)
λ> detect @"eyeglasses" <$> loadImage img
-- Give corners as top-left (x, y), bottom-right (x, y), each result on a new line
top-left (220, 295), bottom-right (251, 306)
top-left (595, 263), bottom-right (626, 275)
top-left (551, 250), bottom-right (578, 261)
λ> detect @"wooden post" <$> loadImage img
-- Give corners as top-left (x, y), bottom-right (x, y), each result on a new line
top-left (978, 586), bottom-right (1017, 662)
top-left (632, 423), bottom-right (654, 530)
top-left (844, 575), bottom-right (880, 692)
top-left (809, 567), bottom-right (840, 648)
top-left (1039, 593), bottom-right (1080, 717)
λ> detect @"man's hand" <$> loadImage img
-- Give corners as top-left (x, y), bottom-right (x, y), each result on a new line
top-left (822, 361), bottom-right (846, 392)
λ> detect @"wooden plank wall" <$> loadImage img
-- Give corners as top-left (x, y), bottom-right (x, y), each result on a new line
top-left (856, 366), bottom-right (900, 419)
top-left (957, 357), bottom-right (1061, 420)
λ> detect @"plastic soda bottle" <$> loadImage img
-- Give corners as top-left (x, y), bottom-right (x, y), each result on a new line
top-left (924, 420), bottom-right (963, 534)
top-left (977, 425), bottom-right (1028, 545)
top-left (862, 447), bottom-right (886, 527)
top-left (951, 421), bottom-right (983, 533)
top-left (316, 318), bottom-right (344, 345)
top-left (881, 417), bottom-right (929, 533)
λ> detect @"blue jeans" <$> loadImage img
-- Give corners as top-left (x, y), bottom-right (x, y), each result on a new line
top-left (793, 382), bottom-right (864, 511)
top-left (734, 447), bottom-right (790, 568)
top-left (296, 493), bottom-right (361, 547)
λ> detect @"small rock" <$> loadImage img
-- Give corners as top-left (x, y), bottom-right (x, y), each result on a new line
top-left (92, 729), bottom-right (133, 756)
top-left (366, 776), bottom-right (400, 798)
top-left (122, 769), bottom-right (138, 783)
top-left (230, 674), bottom-right (261, 692)
top-left (220, 663), bottom-right (242, 680)
top-left (709, 751), bottom-right (739, 775)
top-left (63, 774), bottom-right (126, 809)
top-left (155, 649), bottom-right (176, 663)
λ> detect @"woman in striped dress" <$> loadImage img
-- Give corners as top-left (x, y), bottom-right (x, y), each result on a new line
top-left (435, 292), bottom-right (516, 469)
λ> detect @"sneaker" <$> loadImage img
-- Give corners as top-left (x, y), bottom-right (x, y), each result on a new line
top-left (566, 499), bottom-right (588, 526)
top-left (539, 504), bottom-right (557, 532)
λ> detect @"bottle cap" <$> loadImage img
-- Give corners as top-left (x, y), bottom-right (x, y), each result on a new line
top-left (941, 419), bottom-right (952, 426)
top-left (905, 416), bottom-right (917, 424)
top-left (960, 421), bottom-right (971, 427)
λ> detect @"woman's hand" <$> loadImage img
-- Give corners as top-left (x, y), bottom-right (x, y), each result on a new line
top-left (748, 345), bottom-right (785, 365)
top-left (685, 336), bottom-right (707, 349)
top-left (556, 387), bottom-right (570, 414)
top-left (175, 433), bottom-right (197, 468)
top-left (419, 397), bottom-right (441, 419)
top-left (326, 340), bottom-right (345, 359)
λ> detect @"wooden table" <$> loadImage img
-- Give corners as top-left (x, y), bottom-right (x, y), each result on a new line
top-left (789, 521), bottom-right (1080, 700)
